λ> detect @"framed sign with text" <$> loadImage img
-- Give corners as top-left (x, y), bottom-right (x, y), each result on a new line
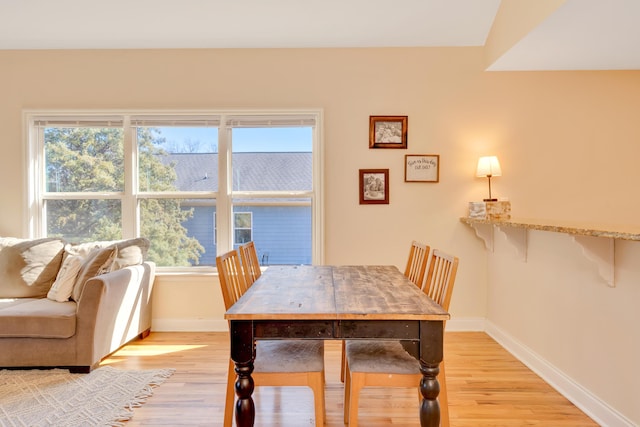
top-left (404, 154), bottom-right (439, 183)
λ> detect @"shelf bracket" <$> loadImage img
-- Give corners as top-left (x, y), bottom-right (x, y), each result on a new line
top-left (496, 226), bottom-right (528, 262)
top-left (572, 235), bottom-right (615, 287)
top-left (468, 222), bottom-right (494, 251)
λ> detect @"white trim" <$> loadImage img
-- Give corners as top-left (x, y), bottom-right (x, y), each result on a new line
top-left (445, 317), bottom-right (486, 332)
top-left (122, 115), bottom-right (136, 237)
top-left (485, 321), bottom-right (636, 427)
top-left (216, 116), bottom-right (232, 254)
top-left (312, 109), bottom-right (324, 264)
top-left (23, 112), bottom-right (38, 236)
top-left (152, 318), bottom-right (229, 332)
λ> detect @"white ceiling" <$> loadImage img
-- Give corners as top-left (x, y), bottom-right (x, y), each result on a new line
top-left (1, 0), bottom-right (639, 71)
top-left (487, 0), bottom-right (640, 71)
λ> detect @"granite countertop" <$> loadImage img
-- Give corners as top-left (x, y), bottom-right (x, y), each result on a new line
top-left (460, 217), bottom-right (640, 241)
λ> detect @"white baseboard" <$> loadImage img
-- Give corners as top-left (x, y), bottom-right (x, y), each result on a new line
top-left (446, 317), bottom-right (486, 332)
top-left (485, 321), bottom-right (636, 427)
top-left (152, 318), bottom-right (228, 332)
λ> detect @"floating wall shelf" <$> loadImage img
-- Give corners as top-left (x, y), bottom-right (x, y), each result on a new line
top-left (460, 217), bottom-right (640, 287)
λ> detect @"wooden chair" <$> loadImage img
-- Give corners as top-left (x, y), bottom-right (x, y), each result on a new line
top-left (404, 240), bottom-right (430, 287)
top-left (340, 240), bottom-right (431, 382)
top-left (343, 249), bottom-right (459, 427)
top-left (216, 249), bottom-right (249, 309)
top-left (238, 241), bottom-right (261, 286)
top-left (217, 250), bottom-right (326, 427)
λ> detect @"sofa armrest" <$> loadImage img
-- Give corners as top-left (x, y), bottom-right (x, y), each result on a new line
top-left (75, 261), bottom-right (155, 369)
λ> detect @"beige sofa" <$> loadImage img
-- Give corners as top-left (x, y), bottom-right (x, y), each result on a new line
top-left (0, 237), bottom-right (155, 372)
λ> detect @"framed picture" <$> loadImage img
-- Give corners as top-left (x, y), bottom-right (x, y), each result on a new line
top-left (359, 169), bottom-right (389, 204)
top-left (405, 154), bottom-right (439, 182)
top-left (369, 116), bottom-right (408, 149)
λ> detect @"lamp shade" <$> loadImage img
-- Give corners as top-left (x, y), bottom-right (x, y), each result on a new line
top-left (476, 156), bottom-right (502, 177)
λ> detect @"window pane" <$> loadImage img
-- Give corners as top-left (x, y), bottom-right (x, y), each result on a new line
top-left (230, 127), bottom-right (313, 265)
top-left (231, 127), bottom-right (312, 192)
top-left (137, 127), bottom-right (218, 192)
top-left (232, 201), bottom-right (311, 265)
top-left (45, 127), bottom-right (124, 192)
top-left (235, 229), bottom-right (252, 245)
top-left (46, 199), bottom-right (122, 242)
top-left (235, 212), bottom-right (251, 228)
top-left (139, 198), bottom-right (210, 267)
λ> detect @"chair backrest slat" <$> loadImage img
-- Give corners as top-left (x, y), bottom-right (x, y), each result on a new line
top-left (404, 241), bottom-right (430, 287)
top-left (239, 241), bottom-right (262, 286)
top-left (423, 249), bottom-right (459, 312)
top-left (216, 250), bottom-right (248, 310)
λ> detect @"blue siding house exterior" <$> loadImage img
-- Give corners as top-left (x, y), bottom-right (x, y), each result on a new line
top-left (163, 152), bottom-right (312, 266)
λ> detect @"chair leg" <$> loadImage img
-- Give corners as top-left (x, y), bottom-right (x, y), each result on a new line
top-left (224, 359), bottom-right (235, 427)
top-left (439, 361), bottom-right (450, 427)
top-left (343, 360), bottom-right (350, 424)
top-left (340, 340), bottom-right (346, 382)
top-left (346, 371), bottom-right (365, 427)
top-left (309, 371), bottom-right (326, 426)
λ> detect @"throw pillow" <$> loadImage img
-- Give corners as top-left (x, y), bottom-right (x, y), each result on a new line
top-left (108, 237), bottom-right (150, 270)
top-left (47, 254), bottom-right (83, 302)
top-left (64, 241), bottom-right (110, 258)
top-left (71, 246), bottom-right (118, 301)
top-left (0, 237), bottom-right (65, 298)
top-left (66, 237), bottom-right (150, 272)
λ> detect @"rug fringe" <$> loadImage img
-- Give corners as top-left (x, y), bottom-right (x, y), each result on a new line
top-left (110, 368), bottom-right (176, 425)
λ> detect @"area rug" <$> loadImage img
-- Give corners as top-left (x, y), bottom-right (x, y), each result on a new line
top-left (0, 365), bottom-right (175, 426)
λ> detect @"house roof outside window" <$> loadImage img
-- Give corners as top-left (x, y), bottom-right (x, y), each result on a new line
top-left (159, 152), bottom-right (312, 192)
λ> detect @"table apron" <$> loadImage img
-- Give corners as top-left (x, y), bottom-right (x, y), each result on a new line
top-left (231, 319), bottom-right (443, 363)
top-left (254, 320), bottom-right (336, 339)
top-left (250, 319), bottom-right (429, 340)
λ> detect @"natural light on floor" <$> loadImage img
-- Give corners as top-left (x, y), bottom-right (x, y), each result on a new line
top-left (108, 344), bottom-right (208, 357)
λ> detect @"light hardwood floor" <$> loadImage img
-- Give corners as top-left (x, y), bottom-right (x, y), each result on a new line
top-left (103, 332), bottom-right (598, 426)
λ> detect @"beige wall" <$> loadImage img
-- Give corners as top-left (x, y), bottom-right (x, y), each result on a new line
top-left (1, 48), bottom-right (639, 424)
top-left (487, 231), bottom-right (640, 426)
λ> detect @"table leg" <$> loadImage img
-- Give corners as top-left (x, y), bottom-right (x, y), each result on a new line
top-left (419, 320), bottom-right (444, 427)
top-left (230, 320), bottom-right (256, 427)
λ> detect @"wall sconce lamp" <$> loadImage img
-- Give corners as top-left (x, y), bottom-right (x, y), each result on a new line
top-left (476, 156), bottom-right (502, 201)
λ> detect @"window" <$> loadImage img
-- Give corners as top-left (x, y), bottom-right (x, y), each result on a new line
top-left (213, 212), bottom-right (254, 248)
top-left (234, 212), bottom-right (252, 245)
top-left (26, 110), bottom-right (323, 269)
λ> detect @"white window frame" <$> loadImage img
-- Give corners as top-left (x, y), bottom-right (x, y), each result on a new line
top-left (24, 109), bottom-right (325, 269)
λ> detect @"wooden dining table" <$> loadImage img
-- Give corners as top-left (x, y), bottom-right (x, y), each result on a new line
top-left (224, 264), bottom-right (450, 427)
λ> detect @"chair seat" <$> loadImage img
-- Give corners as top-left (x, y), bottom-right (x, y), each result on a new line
top-left (345, 340), bottom-right (419, 374)
top-left (256, 340), bottom-right (325, 372)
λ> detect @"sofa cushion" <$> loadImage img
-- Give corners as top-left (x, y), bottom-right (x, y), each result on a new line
top-left (47, 254), bottom-right (83, 302)
top-left (0, 298), bottom-right (76, 338)
top-left (345, 340), bottom-right (420, 374)
top-left (0, 237), bottom-right (65, 298)
top-left (72, 246), bottom-right (117, 301)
